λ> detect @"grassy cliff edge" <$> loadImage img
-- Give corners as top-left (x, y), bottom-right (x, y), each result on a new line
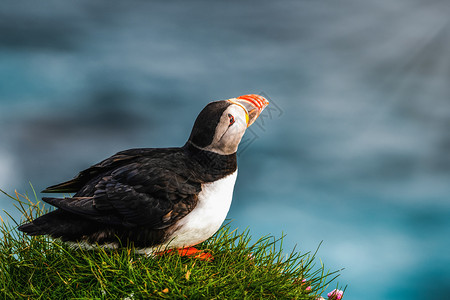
top-left (0, 188), bottom-right (344, 299)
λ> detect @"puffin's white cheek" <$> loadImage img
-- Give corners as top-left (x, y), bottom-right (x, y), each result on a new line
top-left (226, 125), bottom-right (243, 138)
top-left (235, 115), bottom-right (248, 128)
top-left (227, 127), bottom-right (246, 147)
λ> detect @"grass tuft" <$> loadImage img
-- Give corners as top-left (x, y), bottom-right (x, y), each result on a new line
top-left (0, 187), bottom-right (344, 299)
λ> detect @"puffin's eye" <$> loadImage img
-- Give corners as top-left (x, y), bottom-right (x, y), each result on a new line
top-left (228, 114), bottom-right (235, 126)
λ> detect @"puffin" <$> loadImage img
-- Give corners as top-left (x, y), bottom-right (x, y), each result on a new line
top-left (19, 94), bottom-right (269, 260)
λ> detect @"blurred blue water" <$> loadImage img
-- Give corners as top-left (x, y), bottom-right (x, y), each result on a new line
top-left (1, 1), bottom-right (450, 299)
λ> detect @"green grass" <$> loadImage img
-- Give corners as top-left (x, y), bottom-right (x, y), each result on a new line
top-left (0, 188), bottom-right (344, 299)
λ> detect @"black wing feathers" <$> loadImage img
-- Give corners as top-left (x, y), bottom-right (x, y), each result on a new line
top-left (40, 148), bottom-right (201, 230)
top-left (22, 146), bottom-right (238, 244)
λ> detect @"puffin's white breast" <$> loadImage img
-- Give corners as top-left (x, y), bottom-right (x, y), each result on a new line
top-left (160, 170), bottom-right (238, 249)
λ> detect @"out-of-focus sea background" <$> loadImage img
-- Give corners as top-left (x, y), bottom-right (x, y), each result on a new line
top-left (1, 1), bottom-right (449, 299)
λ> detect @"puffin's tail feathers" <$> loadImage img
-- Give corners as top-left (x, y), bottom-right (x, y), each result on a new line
top-left (18, 210), bottom-right (66, 237)
top-left (17, 222), bottom-right (44, 236)
top-left (18, 209), bottom-right (96, 241)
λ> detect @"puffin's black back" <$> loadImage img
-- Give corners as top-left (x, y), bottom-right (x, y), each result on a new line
top-left (188, 101), bottom-right (230, 148)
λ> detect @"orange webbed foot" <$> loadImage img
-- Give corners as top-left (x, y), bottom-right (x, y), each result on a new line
top-left (156, 247), bottom-right (213, 261)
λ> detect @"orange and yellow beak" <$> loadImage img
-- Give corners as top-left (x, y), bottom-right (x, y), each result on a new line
top-left (228, 94), bottom-right (269, 127)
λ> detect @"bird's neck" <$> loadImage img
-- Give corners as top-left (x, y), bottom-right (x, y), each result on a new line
top-left (183, 141), bottom-right (237, 180)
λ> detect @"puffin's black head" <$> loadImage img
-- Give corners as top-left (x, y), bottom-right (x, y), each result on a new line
top-left (188, 94), bottom-right (269, 155)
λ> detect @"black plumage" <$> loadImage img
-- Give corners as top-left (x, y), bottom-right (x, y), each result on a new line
top-left (19, 102), bottom-right (236, 248)
top-left (188, 101), bottom-right (230, 148)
